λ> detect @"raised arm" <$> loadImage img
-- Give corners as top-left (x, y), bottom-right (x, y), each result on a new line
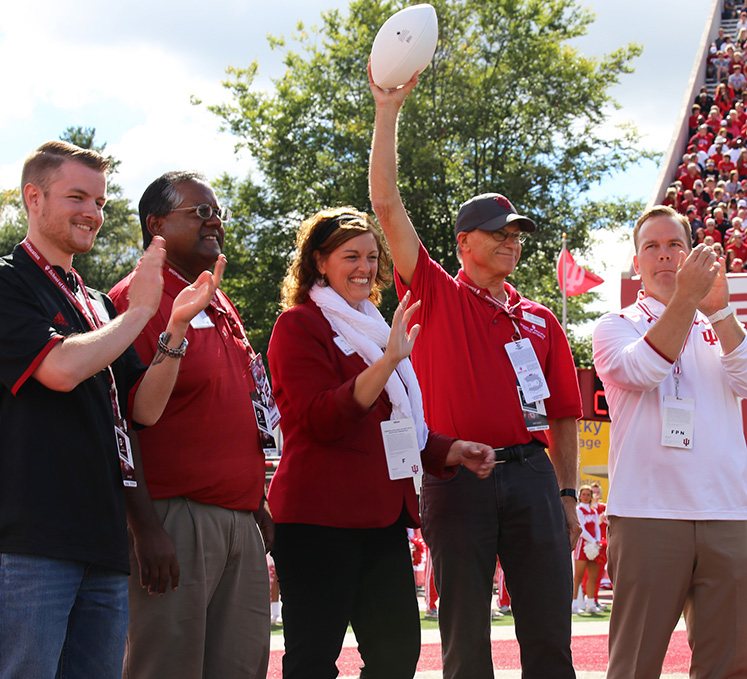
top-left (131, 255), bottom-right (225, 425)
top-left (32, 238), bottom-right (170, 392)
top-left (33, 237), bottom-right (224, 426)
top-left (368, 63), bottom-right (421, 285)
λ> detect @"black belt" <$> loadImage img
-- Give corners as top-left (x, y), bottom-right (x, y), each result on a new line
top-left (493, 440), bottom-right (545, 464)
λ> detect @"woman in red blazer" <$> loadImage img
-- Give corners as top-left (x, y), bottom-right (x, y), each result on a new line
top-left (267, 207), bottom-right (493, 679)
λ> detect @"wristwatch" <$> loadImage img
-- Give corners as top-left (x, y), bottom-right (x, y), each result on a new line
top-left (559, 488), bottom-right (577, 501)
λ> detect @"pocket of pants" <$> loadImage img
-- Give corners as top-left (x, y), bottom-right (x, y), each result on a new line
top-left (421, 465), bottom-right (464, 487)
top-left (522, 451), bottom-right (557, 476)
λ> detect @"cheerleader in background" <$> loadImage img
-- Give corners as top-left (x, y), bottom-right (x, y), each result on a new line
top-left (572, 485), bottom-right (602, 614)
top-left (422, 538), bottom-right (439, 620)
top-left (591, 482), bottom-right (611, 597)
top-left (582, 482), bottom-right (610, 610)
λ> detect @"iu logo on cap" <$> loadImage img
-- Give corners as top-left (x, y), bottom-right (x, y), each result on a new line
top-left (493, 195), bottom-right (513, 210)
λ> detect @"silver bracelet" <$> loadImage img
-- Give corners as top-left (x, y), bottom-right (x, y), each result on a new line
top-left (157, 332), bottom-right (188, 358)
top-left (706, 305), bottom-right (734, 325)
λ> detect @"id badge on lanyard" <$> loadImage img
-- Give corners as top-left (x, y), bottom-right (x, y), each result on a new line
top-left (381, 418), bottom-right (421, 480)
top-left (22, 240), bottom-right (137, 486)
top-left (249, 353), bottom-right (281, 430)
top-left (505, 338), bottom-right (551, 403)
top-left (637, 300), bottom-right (697, 450)
top-left (661, 360), bottom-right (695, 449)
top-left (504, 317), bottom-right (551, 431)
top-left (172, 265), bottom-right (283, 457)
top-left (454, 271), bottom-right (551, 431)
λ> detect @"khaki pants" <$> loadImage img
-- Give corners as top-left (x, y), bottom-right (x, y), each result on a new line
top-left (606, 516), bottom-right (747, 679)
top-left (123, 498), bottom-right (270, 679)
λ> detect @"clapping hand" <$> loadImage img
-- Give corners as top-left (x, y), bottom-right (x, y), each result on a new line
top-left (170, 255), bottom-right (227, 327)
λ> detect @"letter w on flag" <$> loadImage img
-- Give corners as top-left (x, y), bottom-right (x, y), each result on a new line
top-left (556, 249), bottom-right (604, 296)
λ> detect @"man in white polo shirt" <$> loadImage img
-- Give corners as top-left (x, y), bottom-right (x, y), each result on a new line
top-left (593, 205), bottom-right (747, 679)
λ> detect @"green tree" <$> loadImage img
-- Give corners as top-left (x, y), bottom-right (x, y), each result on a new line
top-left (212, 173), bottom-right (291, 350)
top-left (206, 0), bottom-right (654, 354)
top-left (0, 188), bottom-right (27, 257)
top-left (0, 128), bottom-right (140, 292)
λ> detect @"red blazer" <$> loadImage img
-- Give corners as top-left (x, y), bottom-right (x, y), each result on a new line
top-left (267, 299), bottom-right (455, 529)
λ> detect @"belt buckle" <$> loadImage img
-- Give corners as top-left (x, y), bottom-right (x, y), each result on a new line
top-left (493, 447), bottom-right (508, 464)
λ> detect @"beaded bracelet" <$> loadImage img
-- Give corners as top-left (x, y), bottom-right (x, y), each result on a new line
top-left (157, 332), bottom-right (188, 358)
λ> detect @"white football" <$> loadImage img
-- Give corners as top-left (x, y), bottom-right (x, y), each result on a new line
top-left (370, 4), bottom-right (439, 90)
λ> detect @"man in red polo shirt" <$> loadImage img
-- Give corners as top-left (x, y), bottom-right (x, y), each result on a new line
top-left (369, 72), bottom-right (582, 679)
top-left (109, 172), bottom-right (271, 679)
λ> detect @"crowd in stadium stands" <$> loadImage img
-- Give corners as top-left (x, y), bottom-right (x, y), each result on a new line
top-left (670, 7), bottom-right (747, 273)
top-left (723, 1), bottom-right (747, 21)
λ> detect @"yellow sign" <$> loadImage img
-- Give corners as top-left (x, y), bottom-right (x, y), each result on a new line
top-left (577, 420), bottom-right (610, 500)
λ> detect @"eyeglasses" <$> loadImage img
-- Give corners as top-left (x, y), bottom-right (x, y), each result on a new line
top-left (171, 204), bottom-right (233, 222)
top-left (489, 229), bottom-right (527, 244)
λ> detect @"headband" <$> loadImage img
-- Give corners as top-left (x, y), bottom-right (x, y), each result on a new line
top-left (312, 213), bottom-right (361, 249)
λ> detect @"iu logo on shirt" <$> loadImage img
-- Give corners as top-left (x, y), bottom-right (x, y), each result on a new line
top-left (701, 329), bottom-right (718, 346)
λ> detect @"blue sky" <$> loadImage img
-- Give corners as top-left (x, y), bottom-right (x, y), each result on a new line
top-left (0, 0), bottom-right (710, 202)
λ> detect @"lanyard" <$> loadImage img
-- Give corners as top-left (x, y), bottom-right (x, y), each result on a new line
top-left (22, 239), bottom-right (126, 424)
top-left (22, 239), bottom-right (104, 331)
top-left (637, 297), bottom-right (694, 399)
top-left (455, 270), bottom-right (523, 340)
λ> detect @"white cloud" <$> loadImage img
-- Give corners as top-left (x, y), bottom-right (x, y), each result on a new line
top-left (0, 0), bottom-right (349, 200)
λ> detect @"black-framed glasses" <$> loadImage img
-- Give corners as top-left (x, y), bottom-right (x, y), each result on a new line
top-left (171, 204), bottom-right (233, 222)
top-left (489, 229), bottom-right (527, 244)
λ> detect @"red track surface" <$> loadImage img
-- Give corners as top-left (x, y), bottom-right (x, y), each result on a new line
top-left (267, 630), bottom-right (691, 677)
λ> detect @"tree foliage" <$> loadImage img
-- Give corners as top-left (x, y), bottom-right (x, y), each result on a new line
top-left (0, 188), bottom-right (27, 257)
top-left (206, 0), bottom-right (654, 354)
top-left (0, 127), bottom-right (140, 293)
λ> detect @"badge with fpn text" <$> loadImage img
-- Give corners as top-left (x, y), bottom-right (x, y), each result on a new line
top-left (661, 396), bottom-right (694, 449)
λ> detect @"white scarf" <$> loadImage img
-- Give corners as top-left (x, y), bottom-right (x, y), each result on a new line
top-left (309, 283), bottom-right (428, 450)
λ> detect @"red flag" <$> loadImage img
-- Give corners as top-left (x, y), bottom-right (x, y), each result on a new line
top-left (557, 249), bottom-right (604, 296)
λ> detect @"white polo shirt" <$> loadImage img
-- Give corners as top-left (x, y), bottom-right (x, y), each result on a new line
top-left (592, 292), bottom-right (747, 520)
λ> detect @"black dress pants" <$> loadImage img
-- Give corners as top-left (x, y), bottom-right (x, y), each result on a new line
top-left (272, 516), bottom-right (420, 679)
top-left (422, 444), bottom-right (575, 679)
